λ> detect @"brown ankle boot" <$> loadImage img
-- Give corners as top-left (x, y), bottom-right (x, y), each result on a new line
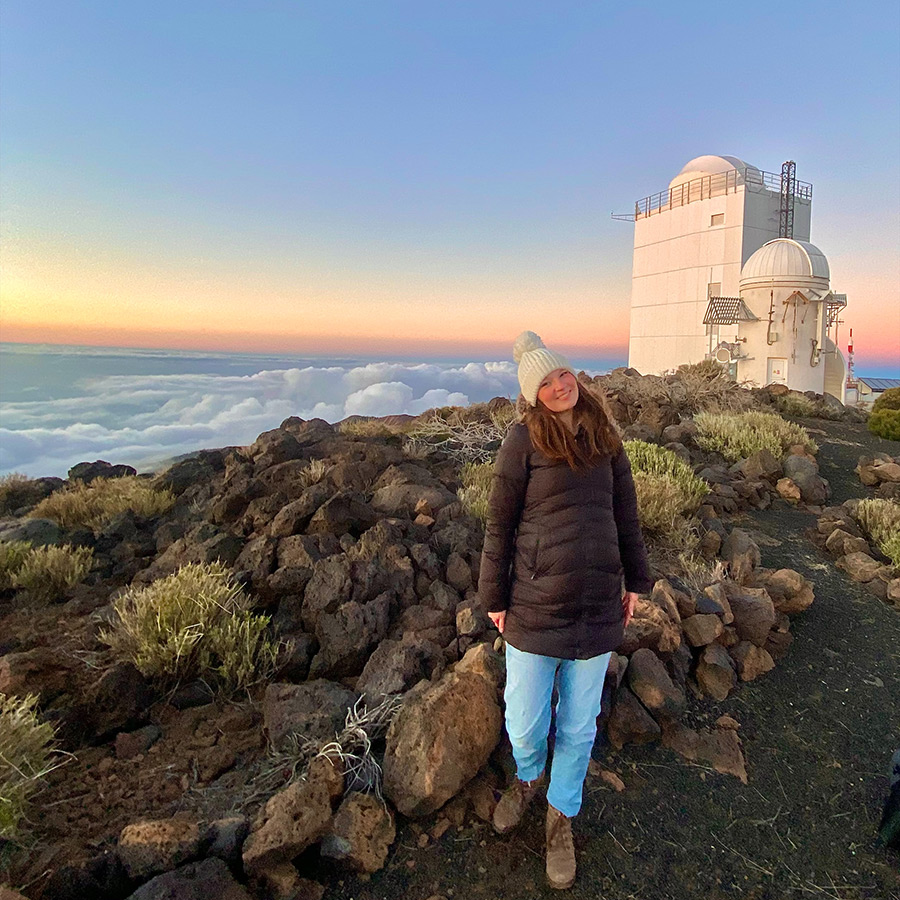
top-left (545, 804), bottom-right (576, 890)
top-left (492, 776), bottom-right (542, 834)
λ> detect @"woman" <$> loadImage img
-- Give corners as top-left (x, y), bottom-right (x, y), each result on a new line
top-left (478, 330), bottom-right (651, 890)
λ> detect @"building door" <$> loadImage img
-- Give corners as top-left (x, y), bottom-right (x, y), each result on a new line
top-left (767, 358), bottom-right (788, 385)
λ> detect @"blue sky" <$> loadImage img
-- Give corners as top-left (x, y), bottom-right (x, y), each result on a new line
top-left (1, 1), bottom-right (898, 368)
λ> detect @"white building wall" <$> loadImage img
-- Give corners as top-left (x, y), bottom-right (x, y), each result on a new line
top-left (736, 282), bottom-right (828, 392)
top-left (628, 160), bottom-right (812, 376)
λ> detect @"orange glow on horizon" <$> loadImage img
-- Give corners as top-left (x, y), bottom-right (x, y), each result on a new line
top-left (0, 320), bottom-right (630, 361)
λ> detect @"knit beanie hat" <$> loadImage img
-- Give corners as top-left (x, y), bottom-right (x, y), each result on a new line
top-left (513, 331), bottom-right (574, 407)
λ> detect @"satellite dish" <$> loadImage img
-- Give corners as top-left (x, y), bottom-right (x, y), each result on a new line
top-left (714, 347), bottom-right (733, 364)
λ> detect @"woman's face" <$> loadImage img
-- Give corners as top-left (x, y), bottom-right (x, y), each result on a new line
top-left (537, 368), bottom-right (579, 414)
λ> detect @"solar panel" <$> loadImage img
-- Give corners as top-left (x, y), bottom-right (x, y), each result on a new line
top-left (858, 377), bottom-right (900, 392)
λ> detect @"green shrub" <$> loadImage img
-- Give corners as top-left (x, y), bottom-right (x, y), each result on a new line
top-left (101, 562), bottom-right (278, 692)
top-left (626, 441), bottom-right (707, 515)
top-left (29, 476), bottom-right (175, 531)
top-left (458, 461), bottom-right (494, 521)
top-left (0, 473), bottom-right (47, 515)
top-left (873, 387), bottom-right (900, 412)
top-left (773, 393), bottom-right (818, 418)
top-left (855, 499), bottom-right (900, 567)
top-left (0, 541), bottom-right (33, 591)
top-left (11, 544), bottom-right (93, 604)
top-left (624, 442), bottom-right (706, 553)
top-left (868, 408), bottom-right (900, 442)
top-left (694, 411), bottom-right (817, 463)
top-left (0, 692), bottom-right (57, 841)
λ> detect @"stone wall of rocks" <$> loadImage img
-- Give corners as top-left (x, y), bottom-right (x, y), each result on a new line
top-left (856, 452), bottom-right (900, 501)
top-left (815, 500), bottom-right (900, 608)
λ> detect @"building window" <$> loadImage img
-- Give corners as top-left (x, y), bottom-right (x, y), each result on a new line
top-left (707, 282), bottom-right (721, 298)
top-left (710, 213), bottom-right (724, 226)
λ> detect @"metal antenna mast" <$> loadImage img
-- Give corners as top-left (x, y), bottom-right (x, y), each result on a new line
top-left (779, 160), bottom-right (796, 238)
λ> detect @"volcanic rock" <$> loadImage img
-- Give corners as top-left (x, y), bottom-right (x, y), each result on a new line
top-left (117, 818), bottom-right (204, 881)
top-left (695, 643), bottom-right (737, 701)
top-left (263, 681), bottom-right (358, 750)
top-left (320, 792), bottom-right (396, 873)
top-left (382, 666), bottom-right (502, 817)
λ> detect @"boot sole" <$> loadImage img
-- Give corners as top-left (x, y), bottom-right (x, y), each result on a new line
top-left (547, 873), bottom-right (576, 890)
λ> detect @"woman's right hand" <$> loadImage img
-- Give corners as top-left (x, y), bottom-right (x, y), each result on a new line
top-left (488, 611), bottom-right (506, 634)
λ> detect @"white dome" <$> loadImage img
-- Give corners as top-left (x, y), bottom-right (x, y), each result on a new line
top-left (669, 155), bottom-right (761, 190)
top-left (740, 239), bottom-right (830, 284)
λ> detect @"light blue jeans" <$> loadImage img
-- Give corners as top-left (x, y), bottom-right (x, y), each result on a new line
top-left (504, 643), bottom-right (611, 818)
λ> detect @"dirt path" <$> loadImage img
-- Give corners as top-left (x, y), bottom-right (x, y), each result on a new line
top-left (316, 421), bottom-right (900, 900)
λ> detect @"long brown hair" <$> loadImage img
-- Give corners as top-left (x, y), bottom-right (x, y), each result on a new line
top-left (522, 379), bottom-right (622, 469)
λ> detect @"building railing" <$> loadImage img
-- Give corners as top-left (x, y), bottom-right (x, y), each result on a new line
top-left (635, 168), bottom-right (813, 218)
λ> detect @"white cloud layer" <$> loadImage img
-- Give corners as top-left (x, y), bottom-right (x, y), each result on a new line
top-left (0, 360), bottom-right (520, 478)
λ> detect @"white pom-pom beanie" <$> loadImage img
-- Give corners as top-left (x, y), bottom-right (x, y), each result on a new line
top-left (513, 331), bottom-right (574, 407)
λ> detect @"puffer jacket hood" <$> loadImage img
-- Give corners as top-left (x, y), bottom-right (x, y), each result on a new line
top-left (478, 423), bottom-right (651, 660)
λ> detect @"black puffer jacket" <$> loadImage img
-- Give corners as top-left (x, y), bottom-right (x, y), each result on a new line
top-left (478, 423), bottom-right (651, 660)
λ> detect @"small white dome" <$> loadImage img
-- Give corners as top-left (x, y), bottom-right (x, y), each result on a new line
top-left (740, 239), bottom-right (830, 283)
top-left (669, 155), bottom-right (761, 190)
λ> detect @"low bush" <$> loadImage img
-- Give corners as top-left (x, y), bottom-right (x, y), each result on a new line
top-left (625, 441), bottom-right (707, 507)
top-left (668, 362), bottom-right (757, 415)
top-left (694, 411), bottom-right (817, 463)
top-left (868, 408), bottom-right (900, 442)
top-left (873, 387), bottom-right (900, 412)
top-left (404, 412), bottom-right (513, 463)
top-left (29, 476), bottom-right (175, 531)
top-left (11, 544), bottom-right (93, 604)
top-left (773, 393), bottom-right (818, 418)
top-left (458, 461), bottom-right (494, 521)
top-left (0, 473), bottom-right (47, 515)
top-left (101, 562), bottom-right (278, 692)
top-left (0, 541), bottom-right (33, 591)
top-left (625, 442), bottom-right (707, 553)
top-left (0, 692), bottom-right (57, 841)
top-left (855, 499), bottom-right (900, 567)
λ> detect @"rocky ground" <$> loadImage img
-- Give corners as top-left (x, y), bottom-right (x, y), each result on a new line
top-left (1, 386), bottom-right (897, 900)
top-left (314, 419), bottom-right (900, 900)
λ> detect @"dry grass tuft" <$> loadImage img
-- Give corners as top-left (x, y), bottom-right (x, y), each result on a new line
top-left (694, 411), bottom-right (817, 463)
top-left (458, 461), bottom-right (494, 521)
top-left (11, 544), bottom-right (94, 604)
top-left (338, 418), bottom-right (399, 438)
top-left (100, 561), bottom-right (278, 693)
top-left (298, 458), bottom-right (331, 488)
top-left (29, 476), bottom-right (175, 531)
top-left (404, 410), bottom-right (514, 463)
top-left (0, 541), bottom-right (33, 591)
top-left (0, 473), bottom-right (48, 515)
top-left (254, 694), bottom-right (403, 803)
top-left (0, 692), bottom-right (59, 841)
top-left (855, 499), bottom-right (900, 567)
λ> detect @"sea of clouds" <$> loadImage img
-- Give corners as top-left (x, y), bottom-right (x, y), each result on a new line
top-left (0, 355), bottom-right (522, 479)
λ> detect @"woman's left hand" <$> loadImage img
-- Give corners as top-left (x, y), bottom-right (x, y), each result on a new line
top-left (622, 591), bottom-right (639, 628)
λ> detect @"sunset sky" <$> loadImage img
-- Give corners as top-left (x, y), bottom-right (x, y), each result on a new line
top-left (1, 1), bottom-right (898, 370)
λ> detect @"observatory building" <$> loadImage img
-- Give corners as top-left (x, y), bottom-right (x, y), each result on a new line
top-left (627, 155), bottom-right (848, 399)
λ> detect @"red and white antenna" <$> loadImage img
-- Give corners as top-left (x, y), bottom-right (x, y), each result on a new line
top-left (846, 328), bottom-right (857, 388)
